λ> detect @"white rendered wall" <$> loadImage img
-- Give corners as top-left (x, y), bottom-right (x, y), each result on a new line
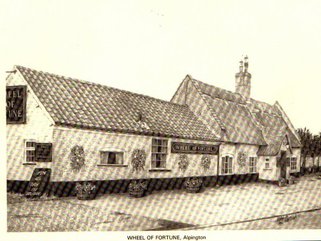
top-left (258, 156), bottom-right (278, 181)
top-left (6, 71), bottom-right (54, 181)
top-left (51, 126), bottom-right (220, 182)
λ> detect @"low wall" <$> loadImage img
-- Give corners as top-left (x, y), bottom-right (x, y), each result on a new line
top-left (7, 173), bottom-right (259, 197)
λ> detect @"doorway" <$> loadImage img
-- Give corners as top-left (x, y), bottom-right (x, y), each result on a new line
top-left (280, 151), bottom-right (287, 179)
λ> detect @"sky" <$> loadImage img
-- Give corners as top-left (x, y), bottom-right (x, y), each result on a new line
top-left (1, 0), bottom-right (321, 134)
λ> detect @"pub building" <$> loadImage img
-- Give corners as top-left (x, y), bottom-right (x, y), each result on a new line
top-left (6, 58), bottom-right (301, 198)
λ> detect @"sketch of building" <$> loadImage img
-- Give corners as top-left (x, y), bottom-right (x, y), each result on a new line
top-left (6, 57), bottom-right (301, 198)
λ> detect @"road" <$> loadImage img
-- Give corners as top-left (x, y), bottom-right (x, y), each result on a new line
top-left (69, 174), bottom-right (321, 228)
top-left (7, 174), bottom-right (321, 231)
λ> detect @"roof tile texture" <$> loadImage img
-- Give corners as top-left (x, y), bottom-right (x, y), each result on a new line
top-left (191, 78), bottom-right (300, 154)
top-left (16, 66), bottom-right (218, 141)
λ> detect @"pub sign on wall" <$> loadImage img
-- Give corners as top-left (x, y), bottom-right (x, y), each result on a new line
top-left (171, 142), bottom-right (219, 155)
top-left (6, 85), bottom-right (27, 124)
top-left (35, 143), bottom-right (53, 162)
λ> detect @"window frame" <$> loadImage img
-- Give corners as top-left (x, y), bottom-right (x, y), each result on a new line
top-left (100, 151), bottom-right (125, 166)
top-left (249, 156), bottom-right (257, 173)
top-left (290, 156), bottom-right (297, 171)
top-left (221, 154), bottom-right (233, 175)
top-left (25, 139), bottom-right (37, 163)
top-left (151, 138), bottom-right (168, 169)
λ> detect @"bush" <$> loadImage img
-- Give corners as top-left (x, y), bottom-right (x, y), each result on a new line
top-left (184, 177), bottom-right (203, 193)
top-left (75, 183), bottom-right (96, 200)
top-left (128, 180), bottom-right (147, 198)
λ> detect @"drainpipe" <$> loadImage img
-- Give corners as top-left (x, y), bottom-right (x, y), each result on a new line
top-left (217, 143), bottom-right (221, 185)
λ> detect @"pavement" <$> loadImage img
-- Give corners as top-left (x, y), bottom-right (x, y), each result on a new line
top-left (67, 174), bottom-right (321, 229)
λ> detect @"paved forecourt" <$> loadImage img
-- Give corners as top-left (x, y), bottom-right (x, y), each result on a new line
top-left (68, 175), bottom-right (321, 227)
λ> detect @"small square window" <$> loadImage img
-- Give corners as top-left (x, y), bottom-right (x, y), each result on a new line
top-left (100, 151), bottom-right (124, 165)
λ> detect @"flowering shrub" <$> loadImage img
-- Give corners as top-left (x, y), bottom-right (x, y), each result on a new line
top-left (131, 149), bottom-right (146, 172)
top-left (70, 145), bottom-right (85, 171)
top-left (128, 180), bottom-right (147, 198)
top-left (75, 182), bottom-right (96, 200)
top-left (237, 152), bottom-right (247, 167)
top-left (178, 154), bottom-right (189, 171)
top-left (201, 155), bottom-right (211, 171)
top-left (184, 177), bottom-right (203, 193)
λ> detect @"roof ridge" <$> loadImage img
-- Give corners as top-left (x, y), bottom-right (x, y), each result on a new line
top-left (14, 65), bottom-right (218, 141)
top-left (15, 65), bottom-right (186, 108)
top-left (192, 78), bottom-right (242, 97)
top-left (274, 101), bottom-right (301, 146)
top-left (249, 98), bottom-right (273, 107)
top-left (191, 78), bottom-right (269, 145)
top-left (192, 77), bottom-right (277, 109)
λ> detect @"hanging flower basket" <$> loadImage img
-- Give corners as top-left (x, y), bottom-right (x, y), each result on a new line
top-left (237, 152), bottom-right (247, 167)
top-left (70, 145), bottom-right (85, 172)
top-left (128, 180), bottom-right (147, 198)
top-left (201, 155), bottom-right (211, 171)
top-left (75, 182), bottom-right (96, 200)
top-left (184, 177), bottom-right (203, 193)
top-left (131, 149), bottom-right (146, 172)
top-left (178, 154), bottom-right (189, 172)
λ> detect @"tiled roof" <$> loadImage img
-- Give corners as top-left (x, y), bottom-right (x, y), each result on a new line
top-left (190, 78), bottom-right (301, 153)
top-left (16, 66), bottom-right (218, 141)
top-left (256, 137), bottom-right (284, 156)
top-left (192, 79), bottom-right (266, 145)
top-left (248, 98), bottom-right (301, 155)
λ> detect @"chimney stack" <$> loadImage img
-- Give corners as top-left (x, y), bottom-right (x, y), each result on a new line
top-left (235, 55), bottom-right (251, 98)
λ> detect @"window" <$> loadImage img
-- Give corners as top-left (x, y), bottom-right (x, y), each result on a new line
top-left (265, 158), bottom-right (270, 169)
top-left (25, 140), bottom-right (52, 163)
top-left (25, 141), bottom-right (36, 162)
top-left (249, 157), bottom-right (257, 173)
top-left (222, 155), bottom-right (233, 174)
top-left (100, 151), bottom-right (124, 165)
top-left (290, 157), bottom-right (297, 171)
top-left (151, 139), bottom-right (168, 168)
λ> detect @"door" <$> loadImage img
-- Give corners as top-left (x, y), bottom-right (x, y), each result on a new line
top-left (280, 151), bottom-right (287, 179)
